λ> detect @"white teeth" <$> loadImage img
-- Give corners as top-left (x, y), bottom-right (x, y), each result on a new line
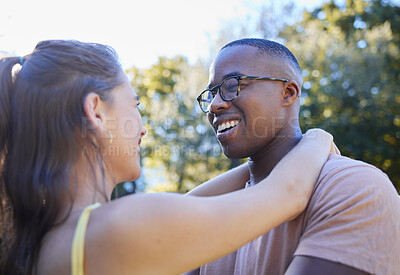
top-left (217, 120), bottom-right (239, 133)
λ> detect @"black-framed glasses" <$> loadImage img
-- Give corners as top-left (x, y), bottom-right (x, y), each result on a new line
top-left (196, 75), bottom-right (289, 113)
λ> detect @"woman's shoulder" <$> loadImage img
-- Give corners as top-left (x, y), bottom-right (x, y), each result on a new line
top-left (36, 198), bottom-right (137, 275)
top-left (36, 200), bottom-right (131, 275)
top-left (36, 211), bottom-right (81, 275)
top-left (83, 194), bottom-right (167, 274)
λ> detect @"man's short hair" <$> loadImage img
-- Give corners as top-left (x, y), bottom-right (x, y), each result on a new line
top-left (221, 38), bottom-right (302, 75)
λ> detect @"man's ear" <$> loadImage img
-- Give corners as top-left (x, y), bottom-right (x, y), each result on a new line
top-left (281, 80), bottom-right (300, 107)
top-left (83, 92), bottom-right (106, 131)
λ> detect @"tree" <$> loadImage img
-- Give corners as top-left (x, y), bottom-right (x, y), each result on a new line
top-left (127, 57), bottom-right (231, 193)
top-left (123, 0), bottom-right (400, 194)
top-left (280, 0), bottom-right (400, 191)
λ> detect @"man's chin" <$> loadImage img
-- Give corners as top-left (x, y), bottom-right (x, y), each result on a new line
top-left (222, 146), bottom-right (247, 160)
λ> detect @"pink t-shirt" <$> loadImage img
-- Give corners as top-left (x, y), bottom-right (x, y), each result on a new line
top-left (197, 155), bottom-right (400, 275)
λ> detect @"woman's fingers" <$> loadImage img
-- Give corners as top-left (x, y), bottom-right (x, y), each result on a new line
top-left (304, 128), bottom-right (333, 144)
top-left (330, 142), bottom-right (341, 155)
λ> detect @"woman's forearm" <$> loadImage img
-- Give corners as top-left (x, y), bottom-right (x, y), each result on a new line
top-left (186, 163), bottom-right (249, 197)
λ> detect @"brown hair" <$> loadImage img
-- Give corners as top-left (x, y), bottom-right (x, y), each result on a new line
top-left (0, 40), bottom-right (123, 274)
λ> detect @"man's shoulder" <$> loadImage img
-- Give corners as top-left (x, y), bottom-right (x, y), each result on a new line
top-left (317, 154), bottom-right (392, 190)
top-left (309, 154), bottom-right (399, 213)
top-left (321, 154), bottom-right (385, 178)
top-left (299, 154), bottom-right (400, 275)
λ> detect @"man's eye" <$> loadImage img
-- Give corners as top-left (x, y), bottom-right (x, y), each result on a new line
top-left (226, 84), bottom-right (237, 91)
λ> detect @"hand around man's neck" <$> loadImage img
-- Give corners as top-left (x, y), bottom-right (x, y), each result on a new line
top-left (248, 125), bottom-right (303, 185)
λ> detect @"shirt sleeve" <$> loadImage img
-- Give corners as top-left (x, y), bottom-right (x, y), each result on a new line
top-left (294, 159), bottom-right (400, 275)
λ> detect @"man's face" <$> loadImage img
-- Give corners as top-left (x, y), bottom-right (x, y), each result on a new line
top-left (206, 45), bottom-right (288, 159)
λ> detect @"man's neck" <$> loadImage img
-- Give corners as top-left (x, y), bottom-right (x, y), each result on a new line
top-left (248, 125), bottom-right (303, 185)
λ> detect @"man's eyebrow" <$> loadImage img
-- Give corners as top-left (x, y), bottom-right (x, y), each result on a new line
top-left (207, 71), bottom-right (244, 88)
top-left (223, 71), bottom-right (244, 79)
top-left (135, 95), bottom-right (140, 101)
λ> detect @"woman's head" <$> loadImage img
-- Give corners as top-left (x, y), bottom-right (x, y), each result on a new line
top-left (0, 39), bottom-right (144, 274)
top-left (84, 72), bottom-right (147, 183)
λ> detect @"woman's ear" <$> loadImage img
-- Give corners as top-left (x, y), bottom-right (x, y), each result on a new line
top-left (281, 80), bottom-right (300, 107)
top-left (83, 93), bottom-right (106, 131)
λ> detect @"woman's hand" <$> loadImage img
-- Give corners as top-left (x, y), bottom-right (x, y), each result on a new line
top-left (267, 128), bottom-right (334, 219)
top-left (331, 142), bottom-right (341, 155)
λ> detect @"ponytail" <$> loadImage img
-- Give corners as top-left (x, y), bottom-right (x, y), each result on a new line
top-left (0, 56), bottom-right (21, 157)
top-left (0, 56), bottom-right (24, 274)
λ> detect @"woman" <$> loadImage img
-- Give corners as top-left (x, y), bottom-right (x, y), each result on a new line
top-left (0, 40), bottom-right (335, 275)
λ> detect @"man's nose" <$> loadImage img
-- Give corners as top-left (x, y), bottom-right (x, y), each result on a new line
top-left (209, 90), bottom-right (230, 113)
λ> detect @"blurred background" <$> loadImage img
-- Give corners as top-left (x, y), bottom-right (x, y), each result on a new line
top-left (2, 0), bottom-right (399, 195)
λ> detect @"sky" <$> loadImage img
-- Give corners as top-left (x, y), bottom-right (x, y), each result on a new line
top-left (0, 0), bottom-right (359, 69)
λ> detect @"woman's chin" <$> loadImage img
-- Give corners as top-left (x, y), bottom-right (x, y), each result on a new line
top-left (128, 167), bottom-right (142, 182)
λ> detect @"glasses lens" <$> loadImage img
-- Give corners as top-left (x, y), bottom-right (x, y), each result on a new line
top-left (199, 90), bottom-right (213, 112)
top-left (220, 78), bottom-right (239, 100)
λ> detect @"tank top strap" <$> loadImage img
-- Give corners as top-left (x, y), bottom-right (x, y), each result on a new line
top-left (71, 202), bottom-right (101, 275)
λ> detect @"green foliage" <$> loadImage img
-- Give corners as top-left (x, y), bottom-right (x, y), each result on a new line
top-left (281, 0), bottom-right (400, 191)
top-left (123, 0), bottom-right (399, 194)
top-left (111, 181), bottom-right (137, 199)
top-left (127, 57), bottom-right (231, 193)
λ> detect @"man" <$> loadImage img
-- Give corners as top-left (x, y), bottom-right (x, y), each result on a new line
top-left (188, 38), bottom-right (400, 274)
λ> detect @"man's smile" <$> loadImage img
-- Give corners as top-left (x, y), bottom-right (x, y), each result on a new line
top-left (217, 120), bottom-right (240, 133)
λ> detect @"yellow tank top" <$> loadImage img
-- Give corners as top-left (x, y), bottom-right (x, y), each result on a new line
top-left (71, 203), bottom-right (101, 275)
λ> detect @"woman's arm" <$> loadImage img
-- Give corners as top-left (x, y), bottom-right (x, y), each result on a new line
top-left (187, 132), bottom-right (339, 197)
top-left (88, 129), bottom-right (333, 275)
top-left (186, 163), bottom-right (249, 197)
